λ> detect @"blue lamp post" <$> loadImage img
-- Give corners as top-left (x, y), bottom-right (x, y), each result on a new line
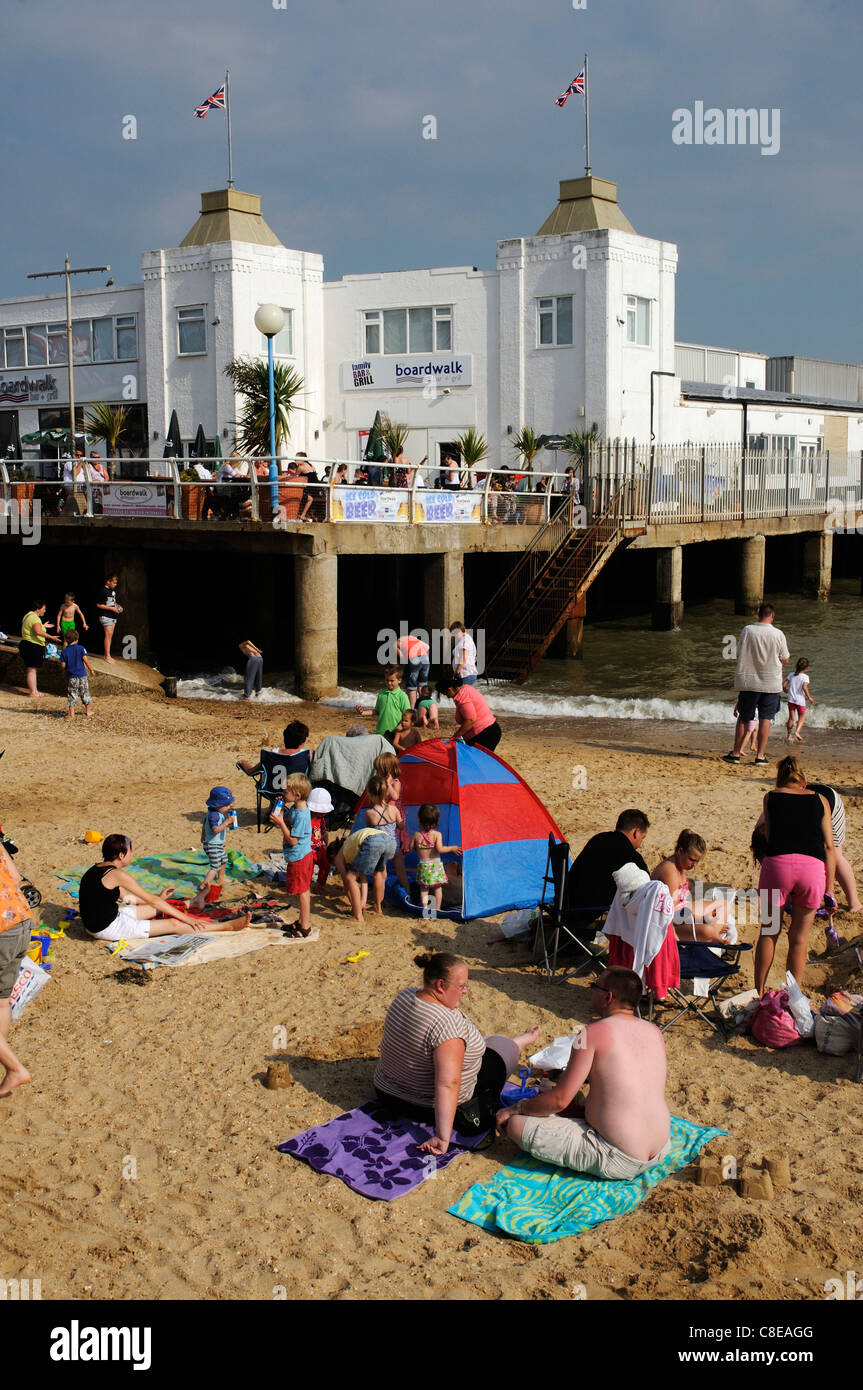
top-left (254, 304), bottom-right (286, 516)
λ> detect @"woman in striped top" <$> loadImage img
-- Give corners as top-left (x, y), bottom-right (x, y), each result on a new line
top-left (374, 952), bottom-right (540, 1155)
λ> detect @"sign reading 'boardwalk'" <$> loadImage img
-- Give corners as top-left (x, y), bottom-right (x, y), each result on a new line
top-left (0, 372), bottom-right (59, 405)
top-left (101, 484), bottom-right (168, 518)
top-left (341, 354), bottom-right (473, 391)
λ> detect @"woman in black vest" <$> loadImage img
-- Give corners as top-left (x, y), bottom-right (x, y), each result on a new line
top-left (754, 757), bottom-right (836, 994)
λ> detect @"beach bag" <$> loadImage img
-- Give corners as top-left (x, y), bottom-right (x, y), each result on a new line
top-left (814, 1015), bottom-right (856, 1056)
top-left (751, 990), bottom-right (801, 1049)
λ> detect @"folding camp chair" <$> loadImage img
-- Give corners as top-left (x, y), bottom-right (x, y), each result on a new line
top-left (533, 834), bottom-right (608, 981)
top-left (657, 940), bottom-right (753, 1037)
top-left (238, 749), bottom-right (312, 832)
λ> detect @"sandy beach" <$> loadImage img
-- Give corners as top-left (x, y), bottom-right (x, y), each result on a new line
top-left (1, 684), bottom-right (861, 1302)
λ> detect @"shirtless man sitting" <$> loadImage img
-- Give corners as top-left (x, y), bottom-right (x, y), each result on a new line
top-left (495, 966), bottom-right (672, 1179)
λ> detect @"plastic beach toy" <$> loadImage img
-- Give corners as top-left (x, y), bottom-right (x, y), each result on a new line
top-left (84, 830), bottom-right (103, 844)
top-left (345, 950), bottom-right (370, 964)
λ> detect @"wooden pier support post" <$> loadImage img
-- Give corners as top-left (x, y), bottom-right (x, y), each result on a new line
top-left (652, 545), bottom-right (683, 631)
top-left (294, 553), bottom-right (338, 700)
top-left (735, 534), bottom-right (765, 615)
top-left (424, 552), bottom-right (464, 636)
top-left (802, 531), bottom-right (832, 602)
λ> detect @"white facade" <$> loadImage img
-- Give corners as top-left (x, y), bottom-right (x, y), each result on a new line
top-left (2, 182), bottom-right (862, 469)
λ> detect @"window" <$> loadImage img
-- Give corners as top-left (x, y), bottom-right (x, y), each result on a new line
top-left (27, 327), bottom-right (47, 366)
top-left (115, 315), bottom-right (137, 361)
top-left (178, 305), bottom-right (206, 355)
top-left (537, 296), bottom-right (573, 347)
top-left (258, 308), bottom-right (293, 358)
top-left (47, 323), bottom-right (67, 365)
top-left (3, 328), bottom-right (25, 369)
top-left (364, 305), bottom-right (453, 355)
top-left (2, 314), bottom-right (138, 369)
top-left (625, 295), bottom-right (650, 346)
top-left (93, 318), bottom-right (114, 362)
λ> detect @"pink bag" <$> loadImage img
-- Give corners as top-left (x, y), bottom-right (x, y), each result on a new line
top-left (751, 990), bottom-right (801, 1048)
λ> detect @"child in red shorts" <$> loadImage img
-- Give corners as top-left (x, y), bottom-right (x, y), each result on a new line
top-left (270, 773), bottom-right (314, 937)
top-left (307, 787), bottom-right (333, 892)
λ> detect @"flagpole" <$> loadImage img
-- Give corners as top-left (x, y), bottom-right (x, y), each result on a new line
top-left (584, 52), bottom-right (591, 176)
top-left (225, 68), bottom-right (234, 188)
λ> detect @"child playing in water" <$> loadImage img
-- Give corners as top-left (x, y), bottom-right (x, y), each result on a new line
top-left (415, 684), bottom-right (439, 729)
top-left (56, 592), bottom-right (88, 639)
top-left (193, 786), bottom-right (240, 910)
top-left (410, 803), bottom-right (462, 914)
top-left (784, 657), bottom-right (815, 743)
top-left (733, 701), bottom-right (759, 758)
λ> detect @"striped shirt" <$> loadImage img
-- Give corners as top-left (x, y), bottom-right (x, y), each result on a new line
top-left (374, 987), bottom-right (485, 1106)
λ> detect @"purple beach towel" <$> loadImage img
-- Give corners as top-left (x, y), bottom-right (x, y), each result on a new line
top-left (278, 1084), bottom-right (538, 1201)
top-left (278, 1101), bottom-right (491, 1200)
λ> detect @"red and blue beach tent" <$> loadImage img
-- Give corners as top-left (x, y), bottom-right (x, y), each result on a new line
top-left (353, 739), bottom-right (565, 919)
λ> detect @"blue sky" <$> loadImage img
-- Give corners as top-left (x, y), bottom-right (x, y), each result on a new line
top-left (2, 0), bottom-right (861, 361)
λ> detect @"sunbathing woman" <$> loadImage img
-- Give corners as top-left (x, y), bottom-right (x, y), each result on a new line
top-left (651, 830), bottom-right (734, 943)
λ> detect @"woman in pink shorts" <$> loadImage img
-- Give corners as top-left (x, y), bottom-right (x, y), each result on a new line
top-left (755, 756), bottom-right (836, 993)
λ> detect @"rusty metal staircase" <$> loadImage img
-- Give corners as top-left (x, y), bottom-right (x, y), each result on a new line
top-left (471, 488), bottom-right (632, 683)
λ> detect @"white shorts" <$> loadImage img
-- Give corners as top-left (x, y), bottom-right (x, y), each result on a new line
top-left (99, 614), bottom-right (117, 628)
top-left (87, 903), bottom-right (150, 942)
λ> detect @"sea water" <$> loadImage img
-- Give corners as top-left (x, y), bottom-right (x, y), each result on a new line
top-left (177, 591), bottom-right (863, 731)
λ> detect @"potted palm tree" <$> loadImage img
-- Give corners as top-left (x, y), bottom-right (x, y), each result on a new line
top-left (379, 415), bottom-right (409, 485)
top-left (224, 356), bottom-right (305, 518)
top-left (454, 427), bottom-right (489, 489)
top-left (83, 403), bottom-right (129, 481)
top-left (512, 426), bottom-right (543, 521)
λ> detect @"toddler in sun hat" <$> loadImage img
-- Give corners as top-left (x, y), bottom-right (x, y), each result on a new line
top-left (307, 786), bottom-right (333, 892)
top-left (192, 786), bottom-right (239, 909)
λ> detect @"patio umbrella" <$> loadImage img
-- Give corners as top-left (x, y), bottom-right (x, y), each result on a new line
top-left (190, 423), bottom-right (207, 459)
top-left (363, 411), bottom-right (386, 463)
top-left (163, 409), bottom-right (183, 460)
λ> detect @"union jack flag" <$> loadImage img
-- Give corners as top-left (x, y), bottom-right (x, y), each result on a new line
top-left (555, 69), bottom-right (585, 107)
top-left (194, 86), bottom-right (226, 119)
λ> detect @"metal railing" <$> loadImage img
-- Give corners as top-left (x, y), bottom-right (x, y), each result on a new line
top-left (586, 441), bottom-right (863, 525)
top-left (0, 456), bottom-right (578, 526)
top-left (4, 444), bottom-right (860, 528)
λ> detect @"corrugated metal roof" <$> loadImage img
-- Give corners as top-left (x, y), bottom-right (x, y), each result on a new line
top-left (680, 381), bottom-right (862, 411)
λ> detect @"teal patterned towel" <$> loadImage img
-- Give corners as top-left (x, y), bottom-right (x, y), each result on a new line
top-left (448, 1115), bottom-right (725, 1243)
top-left (57, 849), bottom-right (259, 899)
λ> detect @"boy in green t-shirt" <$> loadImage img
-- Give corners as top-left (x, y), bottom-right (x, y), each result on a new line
top-left (355, 665), bottom-right (410, 736)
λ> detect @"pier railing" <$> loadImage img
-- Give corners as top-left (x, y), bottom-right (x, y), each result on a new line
top-left (2, 445), bottom-right (861, 527)
top-left (586, 441), bottom-right (863, 525)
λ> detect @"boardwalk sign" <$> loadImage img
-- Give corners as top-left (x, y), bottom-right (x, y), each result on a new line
top-left (341, 355), bottom-right (473, 391)
top-left (101, 484), bottom-right (168, 517)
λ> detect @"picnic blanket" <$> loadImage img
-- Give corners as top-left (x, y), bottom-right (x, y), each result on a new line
top-left (108, 926), bottom-right (319, 967)
top-left (278, 1100), bottom-right (491, 1201)
top-left (57, 848), bottom-right (259, 899)
top-left (448, 1115), bottom-right (725, 1243)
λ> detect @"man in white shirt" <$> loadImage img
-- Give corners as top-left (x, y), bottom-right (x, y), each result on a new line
top-left (725, 602), bottom-right (790, 764)
top-left (450, 621), bottom-right (478, 685)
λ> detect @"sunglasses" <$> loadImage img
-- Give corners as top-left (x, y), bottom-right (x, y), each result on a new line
top-left (591, 980), bottom-right (610, 995)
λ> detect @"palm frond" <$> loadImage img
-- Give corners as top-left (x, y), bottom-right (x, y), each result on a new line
top-left (223, 356), bottom-right (306, 456)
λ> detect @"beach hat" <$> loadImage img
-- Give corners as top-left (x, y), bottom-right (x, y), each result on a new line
top-left (307, 788), bottom-right (334, 813)
top-left (206, 785), bottom-right (235, 808)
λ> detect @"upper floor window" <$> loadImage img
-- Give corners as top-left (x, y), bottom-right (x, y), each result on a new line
top-left (537, 296), bottom-right (573, 347)
top-left (625, 295), bottom-right (651, 346)
top-left (0, 315), bottom-right (138, 369)
top-left (178, 305), bottom-right (206, 356)
top-left (364, 305), bottom-right (452, 355)
top-left (258, 307), bottom-right (293, 357)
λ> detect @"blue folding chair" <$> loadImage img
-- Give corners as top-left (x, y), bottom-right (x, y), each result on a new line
top-left (659, 940), bottom-right (753, 1037)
